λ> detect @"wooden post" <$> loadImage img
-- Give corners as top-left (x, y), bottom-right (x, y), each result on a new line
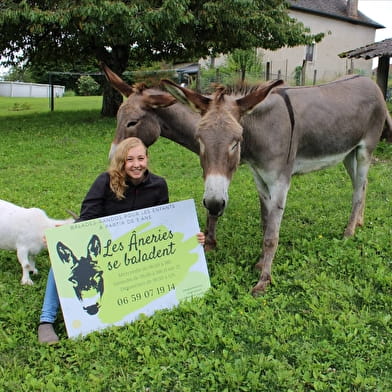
top-left (266, 62), bottom-right (270, 81)
top-left (285, 59), bottom-right (288, 81)
top-left (196, 63), bottom-right (201, 93)
top-left (376, 55), bottom-right (390, 99)
top-left (48, 73), bottom-right (54, 111)
top-left (301, 60), bottom-right (306, 85)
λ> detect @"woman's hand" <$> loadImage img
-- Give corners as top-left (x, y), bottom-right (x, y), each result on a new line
top-left (196, 232), bottom-right (205, 246)
top-left (43, 223), bottom-right (65, 248)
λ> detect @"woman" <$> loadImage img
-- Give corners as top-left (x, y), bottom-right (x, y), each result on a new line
top-left (38, 137), bottom-right (204, 344)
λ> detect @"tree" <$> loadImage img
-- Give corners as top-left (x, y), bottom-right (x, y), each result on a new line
top-left (227, 48), bottom-right (263, 82)
top-left (3, 64), bottom-right (34, 82)
top-left (0, 0), bottom-right (323, 116)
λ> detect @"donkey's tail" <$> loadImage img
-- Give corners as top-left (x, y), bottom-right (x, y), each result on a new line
top-left (381, 109), bottom-right (392, 143)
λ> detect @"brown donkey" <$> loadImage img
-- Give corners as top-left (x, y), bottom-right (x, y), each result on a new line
top-left (161, 76), bottom-right (391, 295)
top-left (101, 63), bottom-right (219, 249)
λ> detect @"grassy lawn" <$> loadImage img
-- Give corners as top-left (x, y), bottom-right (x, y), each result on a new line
top-left (0, 95), bottom-right (102, 114)
top-left (1, 96), bottom-right (392, 391)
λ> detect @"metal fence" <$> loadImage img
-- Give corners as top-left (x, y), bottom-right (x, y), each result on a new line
top-left (0, 81), bottom-right (65, 98)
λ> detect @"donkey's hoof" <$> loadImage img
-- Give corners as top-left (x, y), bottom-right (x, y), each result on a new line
top-left (343, 227), bottom-right (355, 238)
top-left (251, 279), bottom-right (270, 296)
top-left (204, 240), bottom-right (217, 252)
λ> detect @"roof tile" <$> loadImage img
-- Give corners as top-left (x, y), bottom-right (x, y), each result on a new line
top-left (288, 0), bottom-right (384, 28)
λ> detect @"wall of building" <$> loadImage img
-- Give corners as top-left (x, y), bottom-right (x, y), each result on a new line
top-left (260, 10), bottom-right (376, 83)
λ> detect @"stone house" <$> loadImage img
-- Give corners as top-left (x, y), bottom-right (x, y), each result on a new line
top-left (260, 0), bottom-right (384, 83)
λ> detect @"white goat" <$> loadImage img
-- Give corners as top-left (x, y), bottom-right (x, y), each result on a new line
top-left (0, 199), bottom-right (75, 285)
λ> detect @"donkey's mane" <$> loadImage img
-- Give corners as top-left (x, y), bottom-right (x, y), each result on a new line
top-left (132, 82), bottom-right (149, 93)
top-left (212, 82), bottom-right (262, 97)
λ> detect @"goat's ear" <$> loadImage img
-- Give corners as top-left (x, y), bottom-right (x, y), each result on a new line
top-left (87, 234), bottom-right (101, 257)
top-left (56, 242), bottom-right (76, 264)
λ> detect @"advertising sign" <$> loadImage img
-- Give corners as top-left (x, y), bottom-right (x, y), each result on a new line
top-left (45, 199), bottom-right (210, 338)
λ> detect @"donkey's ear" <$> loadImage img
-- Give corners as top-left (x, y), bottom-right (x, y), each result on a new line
top-left (236, 79), bottom-right (284, 115)
top-left (144, 91), bottom-right (177, 109)
top-left (87, 235), bottom-right (101, 257)
top-left (100, 62), bottom-right (134, 97)
top-left (161, 79), bottom-right (211, 115)
top-left (56, 242), bottom-right (76, 264)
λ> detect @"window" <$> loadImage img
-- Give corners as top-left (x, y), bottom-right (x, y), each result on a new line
top-left (305, 44), bottom-right (315, 62)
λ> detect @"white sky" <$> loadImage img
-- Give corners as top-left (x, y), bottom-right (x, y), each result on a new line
top-left (358, 0), bottom-right (392, 41)
top-left (1, 1), bottom-right (391, 77)
top-left (358, 0), bottom-right (392, 66)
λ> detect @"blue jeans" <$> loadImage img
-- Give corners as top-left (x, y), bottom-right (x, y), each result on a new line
top-left (39, 268), bottom-right (60, 324)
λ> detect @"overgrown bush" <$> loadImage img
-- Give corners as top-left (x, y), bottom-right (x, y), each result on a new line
top-left (76, 75), bottom-right (100, 96)
top-left (63, 90), bottom-right (76, 97)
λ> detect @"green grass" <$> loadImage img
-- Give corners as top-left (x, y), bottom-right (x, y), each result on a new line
top-left (0, 95), bottom-right (102, 115)
top-left (1, 96), bottom-right (392, 391)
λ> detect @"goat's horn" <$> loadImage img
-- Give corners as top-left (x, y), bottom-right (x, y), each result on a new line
top-left (66, 209), bottom-right (80, 220)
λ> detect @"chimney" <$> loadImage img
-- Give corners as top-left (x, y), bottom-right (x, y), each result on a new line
top-left (347, 0), bottom-right (358, 18)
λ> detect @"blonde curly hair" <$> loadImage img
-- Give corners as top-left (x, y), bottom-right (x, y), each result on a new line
top-left (108, 137), bottom-right (148, 199)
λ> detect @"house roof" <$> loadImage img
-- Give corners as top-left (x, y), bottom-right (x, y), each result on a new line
top-left (175, 63), bottom-right (199, 74)
top-left (338, 38), bottom-right (392, 59)
top-left (289, 0), bottom-right (384, 29)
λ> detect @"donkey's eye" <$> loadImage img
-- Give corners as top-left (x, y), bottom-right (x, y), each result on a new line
top-left (230, 141), bottom-right (239, 152)
top-left (127, 120), bottom-right (138, 128)
top-left (199, 138), bottom-right (205, 155)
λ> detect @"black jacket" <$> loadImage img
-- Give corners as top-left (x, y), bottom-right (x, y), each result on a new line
top-left (77, 171), bottom-right (169, 222)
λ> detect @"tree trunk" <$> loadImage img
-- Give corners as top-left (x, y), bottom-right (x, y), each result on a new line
top-left (241, 69), bottom-right (246, 82)
top-left (101, 84), bottom-right (123, 117)
top-left (99, 45), bottom-right (129, 117)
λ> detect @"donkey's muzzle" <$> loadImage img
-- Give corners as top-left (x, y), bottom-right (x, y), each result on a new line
top-left (203, 198), bottom-right (225, 217)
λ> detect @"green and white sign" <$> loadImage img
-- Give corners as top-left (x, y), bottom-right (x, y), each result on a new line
top-left (45, 199), bottom-right (210, 339)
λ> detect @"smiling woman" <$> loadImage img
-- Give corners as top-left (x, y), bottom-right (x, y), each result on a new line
top-left (37, 137), bottom-right (170, 344)
top-left (36, 135), bottom-right (206, 344)
top-left (123, 142), bottom-right (149, 186)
